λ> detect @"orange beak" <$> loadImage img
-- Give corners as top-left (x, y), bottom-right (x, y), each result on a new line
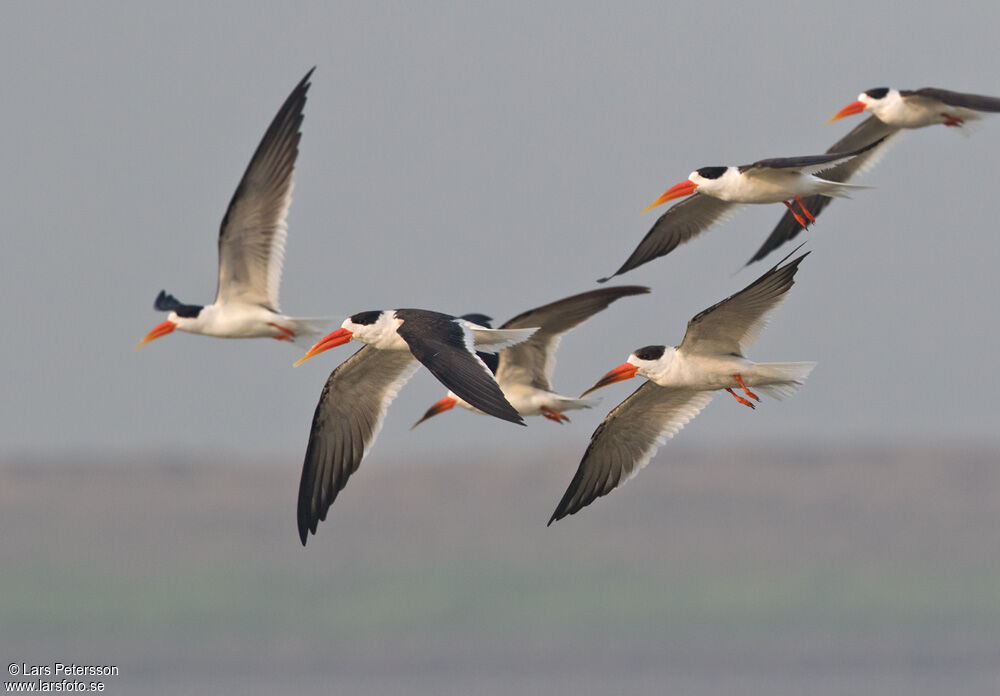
top-left (642, 180), bottom-right (698, 213)
top-left (410, 396), bottom-right (458, 429)
top-left (580, 362), bottom-right (639, 397)
top-left (293, 328), bottom-right (353, 367)
top-left (135, 320), bottom-right (176, 349)
top-left (828, 100), bottom-right (866, 123)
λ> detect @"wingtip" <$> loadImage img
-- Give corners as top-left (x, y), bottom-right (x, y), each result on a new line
top-left (596, 275), bottom-right (611, 284)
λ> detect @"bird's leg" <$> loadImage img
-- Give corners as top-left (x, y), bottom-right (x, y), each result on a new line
top-left (794, 195), bottom-right (816, 224)
top-left (541, 407), bottom-right (570, 423)
top-left (941, 113), bottom-right (964, 127)
top-left (732, 373), bottom-right (760, 402)
top-left (268, 323), bottom-right (296, 340)
top-left (782, 200), bottom-right (809, 229)
top-left (725, 388), bottom-right (755, 409)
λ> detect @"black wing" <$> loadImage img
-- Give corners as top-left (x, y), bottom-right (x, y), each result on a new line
top-left (598, 194), bottom-right (739, 282)
top-left (903, 88), bottom-right (1000, 112)
top-left (459, 314), bottom-right (498, 373)
top-left (739, 136), bottom-right (886, 174)
top-left (297, 345), bottom-right (419, 544)
top-left (748, 117), bottom-right (898, 265)
top-left (395, 310), bottom-right (524, 425)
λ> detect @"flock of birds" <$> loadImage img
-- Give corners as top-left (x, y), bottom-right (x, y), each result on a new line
top-left (136, 69), bottom-right (1000, 545)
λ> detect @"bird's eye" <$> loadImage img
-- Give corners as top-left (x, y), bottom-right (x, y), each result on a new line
top-left (864, 87), bottom-right (889, 100)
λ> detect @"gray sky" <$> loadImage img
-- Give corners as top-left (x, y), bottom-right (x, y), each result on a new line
top-left (2, 1), bottom-right (999, 462)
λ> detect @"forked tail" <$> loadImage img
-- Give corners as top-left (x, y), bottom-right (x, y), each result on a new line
top-left (752, 361), bottom-right (817, 399)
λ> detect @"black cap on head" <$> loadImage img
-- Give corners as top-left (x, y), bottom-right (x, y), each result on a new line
top-left (695, 166), bottom-right (726, 180)
top-left (153, 290), bottom-right (203, 318)
top-left (633, 345), bottom-right (666, 361)
top-left (349, 310), bottom-right (382, 325)
top-left (863, 87), bottom-right (889, 100)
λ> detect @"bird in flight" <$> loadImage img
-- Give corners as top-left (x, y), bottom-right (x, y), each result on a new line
top-left (750, 86), bottom-right (1000, 264)
top-left (294, 309), bottom-right (537, 544)
top-left (412, 285), bottom-right (649, 428)
top-left (137, 68), bottom-right (328, 349)
top-left (598, 139), bottom-right (882, 281)
top-left (551, 249), bottom-right (814, 525)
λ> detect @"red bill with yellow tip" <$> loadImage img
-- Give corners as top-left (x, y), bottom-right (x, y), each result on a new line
top-left (580, 362), bottom-right (639, 397)
top-left (135, 320), bottom-right (177, 349)
top-left (642, 180), bottom-right (698, 213)
top-left (828, 100), bottom-right (866, 123)
top-left (410, 396), bottom-right (458, 429)
top-left (293, 328), bottom-right (353, 367)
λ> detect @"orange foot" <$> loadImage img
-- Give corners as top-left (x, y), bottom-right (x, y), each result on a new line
top-left (794, 195), bottom-right (816, 223)
top-left (733, 373), bottom-right (760, 402)
top-left (268, 322), bottom-right (296, 340)
top-left (941, 113), bottom-right (964, 127)
top-left (782, 200), bottom-right (808, 229)
top-left (725, 387), bottom-right (755, 409)
top-left (541, 407), bottom-right (570, 423)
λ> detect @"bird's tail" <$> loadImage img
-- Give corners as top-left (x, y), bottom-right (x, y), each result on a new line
top-left (469, 326), bottom-right (538, 352)
top-left (552, 394), bottom-right (601, 413)
top-left (750, 361), bottom-right (817, 399)
top-left (820, 181), bottom-right (873, 198)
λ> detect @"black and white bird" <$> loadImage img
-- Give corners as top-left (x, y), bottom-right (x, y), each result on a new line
top-left (598, 139), bottom-right (883, 281)
top-left (550, 250), bottom-right (815, 525)
top-left (411, 286), bottom-right (650, 428)
top-left (750, 86), bottom-right (1000, 264)
top-left (137, 68), bottom-right (328, 348)
top-left (294, 309), bottom-right (537, 544)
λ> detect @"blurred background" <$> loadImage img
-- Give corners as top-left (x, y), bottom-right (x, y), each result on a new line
top-left (1, 2), bottom-right (998, 694)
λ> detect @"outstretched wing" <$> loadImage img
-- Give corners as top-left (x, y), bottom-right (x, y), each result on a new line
top-left (496, 286), bottom-right (649, 390)
top-left (548, 383), bottom-right (713, 524)
top-left (598, 195), bottom-right (740, 282)
top-left (903, 88), bottom-right (1000, 112)
top-left (395, 310), bottom-right (525, 425)
top-left (297, 345), bottom-right (419, 544)
top-left (748, 116), bottom-right (899, 265)
top-left (740, 136), bottom-right (886, 176)
top-left (215, 68), bottom-right (313, 310)
top-left (679, 249), bottom-right (807, 356)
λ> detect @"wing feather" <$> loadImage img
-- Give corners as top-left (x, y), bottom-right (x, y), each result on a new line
top-left (496, 286), bottom-right (649, 390)
top-left (215, 68), bottom-right (313, 310)
top-left (599, 195), bottom-right (740, 281)
top-left (548, 384), bottom-right (714, 524)
top-left (904, 88), bottom-right (1000, 112)
top-left (747, 117), bottom-right (899, 264)
top-left (297, 345), bottom-right (419, 544)
top-left (740, 135), bottom-right (886, 176)
top-left (395, 311), bottom-right (524, 425)
top-left (680, 250), bottom-right (807, 356)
